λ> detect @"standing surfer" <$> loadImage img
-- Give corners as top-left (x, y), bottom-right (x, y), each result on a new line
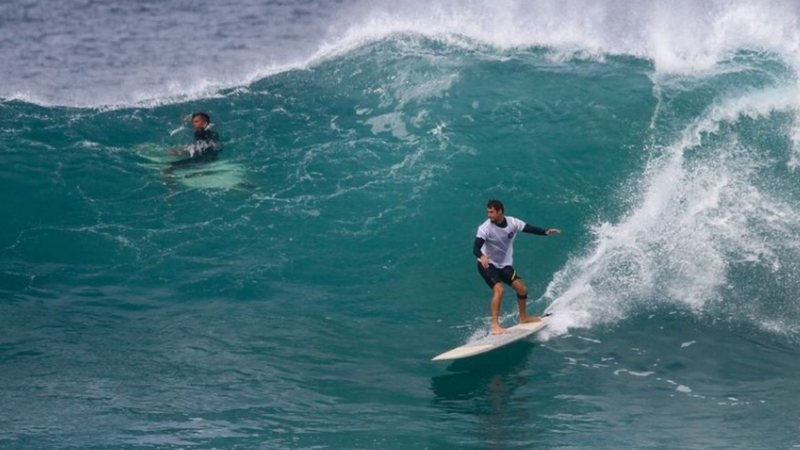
top-left (474, 200), bottom-right (561, 334)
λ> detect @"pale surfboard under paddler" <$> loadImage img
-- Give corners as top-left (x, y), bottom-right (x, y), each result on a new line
top-left (134, 143), bottom-right (247, 189)
top-left (432, 315), bottom-right (550, 361)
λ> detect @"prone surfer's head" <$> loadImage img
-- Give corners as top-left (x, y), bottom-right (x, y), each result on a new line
top-left (487, 199), bottom-right (504, 223)
top-left (191, 112), bottom-right (210, 130)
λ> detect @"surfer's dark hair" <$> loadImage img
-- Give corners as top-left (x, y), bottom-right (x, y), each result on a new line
top-left (487, 199), bottom-right (504, 212)
top-left (192, 112), bottom-right (210, 123)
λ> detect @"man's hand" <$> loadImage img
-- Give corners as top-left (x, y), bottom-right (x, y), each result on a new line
top-left (479, 254), bottom-right (491, 269)
top-left (545, 228), bottom-right (561, 235)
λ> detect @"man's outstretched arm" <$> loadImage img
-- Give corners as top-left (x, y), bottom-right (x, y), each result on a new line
top-left (523, 224), bottom-right (561, 236)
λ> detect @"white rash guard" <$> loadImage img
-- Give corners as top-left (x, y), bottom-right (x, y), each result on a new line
top-left (475, 216), bottom-right (527, 268)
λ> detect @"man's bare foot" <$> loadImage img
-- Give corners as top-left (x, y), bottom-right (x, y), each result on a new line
top-left (519, 315), bottom-right (542, 324)
top-left (491, 324), bottom-right (508, 335)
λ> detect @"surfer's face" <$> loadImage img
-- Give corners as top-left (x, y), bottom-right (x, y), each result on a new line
top-left (192, 116), bottom-right (208, 131)
top-left (487, 207), bottom-right (504, 224)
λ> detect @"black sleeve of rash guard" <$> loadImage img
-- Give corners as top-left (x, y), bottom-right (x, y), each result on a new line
top-left (523, 223), bottom-right (548, 235)
top-left (473, 237), bottom-right (485, 258)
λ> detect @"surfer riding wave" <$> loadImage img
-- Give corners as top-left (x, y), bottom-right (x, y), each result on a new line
top-left (474, 200), bottom-right (561, 334)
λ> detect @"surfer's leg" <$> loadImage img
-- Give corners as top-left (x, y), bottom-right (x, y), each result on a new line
top-left (512, 278), bottom-right (541, 324)
top-left (162, 157), bottom-right (194, 179)
top-left (478, 262), bottom-right (507, 334)
top-left (161, 156), bottom-right (207, 191)
top-left (490, 283), bottom-right (506, 334)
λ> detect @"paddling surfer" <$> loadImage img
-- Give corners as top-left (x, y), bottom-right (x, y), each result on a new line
top-left (167, 112), bottom-right (221, 168)
top-left (474, 200), bottom-right (561, 334)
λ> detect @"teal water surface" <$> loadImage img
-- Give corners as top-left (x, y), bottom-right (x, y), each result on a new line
top-left (3, 23), bottom-right (800, 450)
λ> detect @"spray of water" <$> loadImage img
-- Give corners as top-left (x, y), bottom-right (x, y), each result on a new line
top-left (542, 85), bottom-right (800, 339)
top-left (5, 0), bottom-right (800, 107)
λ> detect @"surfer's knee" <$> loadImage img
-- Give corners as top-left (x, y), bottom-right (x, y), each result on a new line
top-left (513, 280), bottom-right (527, 299)
top-left (492, 283), bottom-right (504, 295)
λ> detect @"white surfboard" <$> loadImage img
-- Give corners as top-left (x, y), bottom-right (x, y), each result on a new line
top-left (134, 143), bottom-right (247, 189)
top-left (432, 316), bottom-right (549, 361)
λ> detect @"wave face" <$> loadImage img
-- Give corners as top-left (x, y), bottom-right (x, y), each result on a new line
top-left (3, 2), bottom-right (800, 449)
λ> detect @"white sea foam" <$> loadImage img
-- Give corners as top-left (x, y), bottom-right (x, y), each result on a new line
top-left (6, 0), bottom-right (800, 107)
top-left (614, 369), bottom-right (655, 377)
top-left (542, 85), bottom-right (800, 338)
top-left (327, 0), bottom-right (800, 72)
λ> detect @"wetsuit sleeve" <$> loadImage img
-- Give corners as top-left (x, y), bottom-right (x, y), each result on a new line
top-left (522, 223), bottom-right (548, 235)
top-left (191, 129), bottom-right (221, 157)
top-left (473, 237), bottom-right (485, 258)
top-left (207, 130), bottom-right (220, 146)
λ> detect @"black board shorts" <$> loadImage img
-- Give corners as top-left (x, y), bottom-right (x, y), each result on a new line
top-left (477, 262), bottom-right (521, 288)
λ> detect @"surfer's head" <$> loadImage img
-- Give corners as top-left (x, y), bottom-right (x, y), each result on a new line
top-left (487, 199), bottom-right (504, 224)
top-left (191, 112), bottom-right (210, 131)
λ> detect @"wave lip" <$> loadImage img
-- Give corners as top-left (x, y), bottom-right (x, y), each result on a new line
top-left (5, 0), bottom-right (800, 108)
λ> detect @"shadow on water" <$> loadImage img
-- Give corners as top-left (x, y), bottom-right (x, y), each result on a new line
top-left (430, 340), bottom-right (543, 448)
top-left (431, 340), bottom-right (535, 401)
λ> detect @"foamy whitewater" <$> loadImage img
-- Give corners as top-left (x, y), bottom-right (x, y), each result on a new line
top-left (2, 1), bottom-right (800, 448)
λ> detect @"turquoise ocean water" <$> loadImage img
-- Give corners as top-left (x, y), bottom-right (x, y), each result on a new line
top-left (3, 1), bottom-right (800, 448)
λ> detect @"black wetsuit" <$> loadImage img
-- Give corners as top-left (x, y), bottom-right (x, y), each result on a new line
top-left (171, 127), bottom-right (221, 168)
